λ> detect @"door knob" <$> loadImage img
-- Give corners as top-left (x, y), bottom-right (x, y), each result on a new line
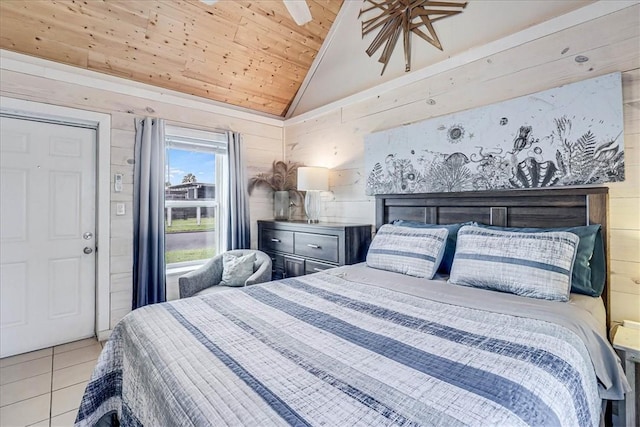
top-left (83, 247), bottom-right (93, 254)
top-left (83, 232), bottom-right (93, 240)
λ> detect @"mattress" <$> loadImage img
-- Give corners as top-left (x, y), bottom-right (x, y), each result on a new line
top-left (75, 264), bottom-right (629, 427)
top-left (570, 293), bottom-right (607, 336)
top-left (430, 268), bottom-right (605, 336)
top-left (364, 264), bottom-right (608, 337)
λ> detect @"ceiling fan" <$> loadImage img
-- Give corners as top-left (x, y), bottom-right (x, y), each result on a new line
top-left (199, 0), bottom-right (312, 25)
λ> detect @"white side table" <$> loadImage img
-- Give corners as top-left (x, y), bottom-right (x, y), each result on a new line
top-left (613, 325), bottom-right (640, 427)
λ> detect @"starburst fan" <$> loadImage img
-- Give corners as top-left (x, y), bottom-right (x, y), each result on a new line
top-left (359, 0), bottom-right (467, 75)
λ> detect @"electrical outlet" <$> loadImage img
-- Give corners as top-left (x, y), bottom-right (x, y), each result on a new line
top-left (116, 203), bottom-right (126, 216)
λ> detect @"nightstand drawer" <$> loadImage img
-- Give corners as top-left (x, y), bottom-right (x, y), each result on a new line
top-left (261, 229), bottom-right (294, 253)
top-left (294, 232), bottom-right (338, 263)
top-left (284, 255), bottom-right (305, 278)
top-left (305, 259), bottom-right (335, 274)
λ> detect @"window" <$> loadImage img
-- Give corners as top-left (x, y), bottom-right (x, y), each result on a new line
top-left (164, 126), bottom-right (227, 270)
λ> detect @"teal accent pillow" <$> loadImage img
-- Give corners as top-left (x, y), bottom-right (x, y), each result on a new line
top-left (476, 224), bottom-right (605, 297)
top-left (220, 253), bottom-right (256, 287)
top-left (393, 220), bottom-right (475, 274)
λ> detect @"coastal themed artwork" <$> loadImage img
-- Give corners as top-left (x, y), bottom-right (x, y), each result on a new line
top-left (364, 73), bottom-right (625, 195)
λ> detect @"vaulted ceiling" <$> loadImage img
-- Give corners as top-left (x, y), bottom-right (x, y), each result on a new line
top-left (0, 0), bottom-right (343, 117)
top-left (0, 1), bottom-right (602, 119)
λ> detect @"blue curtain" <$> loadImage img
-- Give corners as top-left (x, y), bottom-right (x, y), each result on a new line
top-left (133, 117), bottom-right (166, 309)
top-left (226, 131), bottom-right (251, 250)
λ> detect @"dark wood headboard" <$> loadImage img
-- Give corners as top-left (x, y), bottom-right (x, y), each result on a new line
top-left (375, 187), bottom-right (610, 326)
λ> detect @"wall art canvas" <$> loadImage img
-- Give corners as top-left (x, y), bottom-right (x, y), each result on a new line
top-left (364, 73), bottom-right (625, 195)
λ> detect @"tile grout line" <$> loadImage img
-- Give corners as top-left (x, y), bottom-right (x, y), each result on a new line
top-left (0, 352), bottom-right (51, 369)
top-left (0, 339), bottom-right (96, 369)
top-left (0, 388), bottom-right (51, 409)
top-left (0, 369), bottom-right (50, 387)
top-left (52, 341), bottom-right (99, 357)
top-left (0, 339), bottom-right (99, 425)
top-left (0, 362), bottom-right (95, 408)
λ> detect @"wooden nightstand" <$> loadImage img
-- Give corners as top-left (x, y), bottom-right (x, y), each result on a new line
top-left (613, 325), bottom-right (640, 427)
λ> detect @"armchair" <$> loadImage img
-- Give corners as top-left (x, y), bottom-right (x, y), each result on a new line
top-left (178, 250), bottom-right (272, 298)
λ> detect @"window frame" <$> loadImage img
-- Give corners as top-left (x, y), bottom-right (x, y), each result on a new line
top-left (164, 125), bottom-right (227, 272)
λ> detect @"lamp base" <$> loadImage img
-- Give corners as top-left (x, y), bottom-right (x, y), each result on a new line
top-left (304, 190), bottom-right (321, 223)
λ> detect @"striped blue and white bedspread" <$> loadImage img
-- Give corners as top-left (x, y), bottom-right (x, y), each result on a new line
top-left (75, 267), bottom-right (628, 427)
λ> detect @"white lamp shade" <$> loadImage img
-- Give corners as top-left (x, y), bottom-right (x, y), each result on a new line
top-left (297, 167), bottom-right (328, 191)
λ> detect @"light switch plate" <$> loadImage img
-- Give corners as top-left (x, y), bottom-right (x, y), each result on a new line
top-left (116, 203), bottom-right (126, 216)
top-left (114, 173), bottom-right (123, 192)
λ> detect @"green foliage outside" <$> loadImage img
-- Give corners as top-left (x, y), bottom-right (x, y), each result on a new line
top-left (165, 218), bottom-right (215, 233)
top-left (166, 247), bottom-right (216, 264)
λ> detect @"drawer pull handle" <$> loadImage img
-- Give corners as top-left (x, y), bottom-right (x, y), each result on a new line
top-left (313, 268), bottom-right (324, 272)
top-left (307, 244), bottom-right (321, 249)
top-left (271, 238), bottom-right (281, 243)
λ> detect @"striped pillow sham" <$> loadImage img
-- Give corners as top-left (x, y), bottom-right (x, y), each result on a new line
top-left (475, 223), bottom-right (604, 297)
top-left (366, 224), bottom-right (448, 279)
top-left (392, 220), bottom-right (476, 274)
top-left (449, 226), bottom-right (580, 301)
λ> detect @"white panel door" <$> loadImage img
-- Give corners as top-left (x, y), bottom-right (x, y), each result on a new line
top-left (0, 116), bottom-right (96, 358)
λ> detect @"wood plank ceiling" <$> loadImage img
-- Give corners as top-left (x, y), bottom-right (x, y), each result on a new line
top-left (0, 0), bottom-right (343, 116)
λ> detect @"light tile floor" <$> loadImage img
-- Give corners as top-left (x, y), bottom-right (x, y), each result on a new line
top-left (0, 338), bottom-right (102, 427)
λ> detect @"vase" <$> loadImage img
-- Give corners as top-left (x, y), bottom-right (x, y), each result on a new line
top-left (273, 191), bottom-right (290, 220)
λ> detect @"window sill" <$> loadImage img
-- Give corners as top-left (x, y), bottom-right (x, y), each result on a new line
top-left (166, 262), bottom-right (206, 277)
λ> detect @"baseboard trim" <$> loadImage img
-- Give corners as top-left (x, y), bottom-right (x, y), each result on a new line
top-left (97, 329), bottom-right (112, 342)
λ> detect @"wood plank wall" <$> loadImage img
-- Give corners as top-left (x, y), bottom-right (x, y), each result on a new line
top-left (0, 64), bottom-right (283, 329)
top-left (284, 5), bottom-right (640, 323)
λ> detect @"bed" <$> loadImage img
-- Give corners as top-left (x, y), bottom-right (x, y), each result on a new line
top-left (76, 187), bottom-right (630, 427)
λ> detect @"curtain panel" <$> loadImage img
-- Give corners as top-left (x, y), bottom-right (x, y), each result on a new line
top-left (226, 131), bottom-right (251, 250)
top-left (133, 117), bottom-right (166, 309)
